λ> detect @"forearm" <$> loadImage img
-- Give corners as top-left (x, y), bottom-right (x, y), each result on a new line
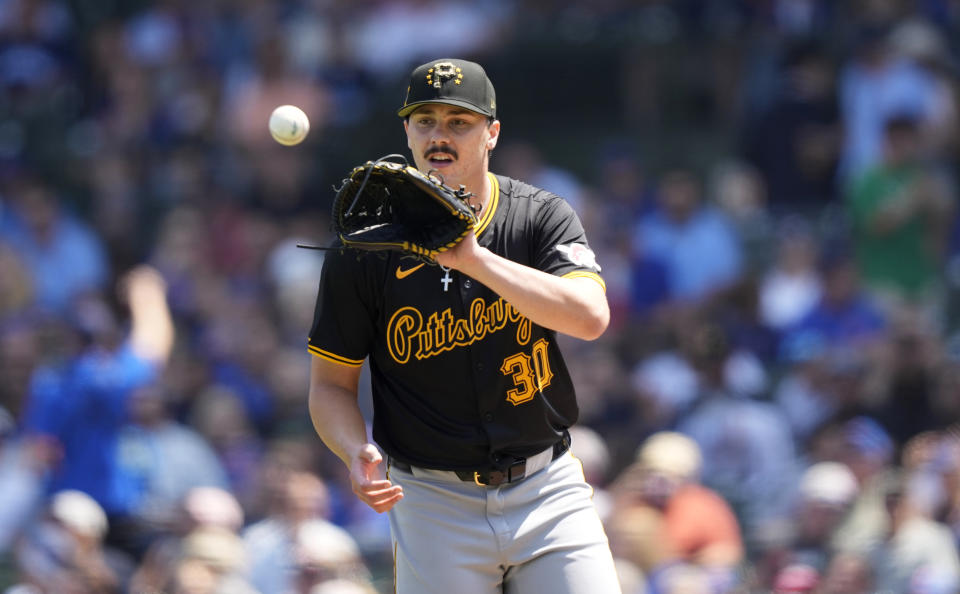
top-left (458, 247), bottom-right (609, 340)
top-left (308, 380), bottom-right (369, 467)
top-left (126, 266), bottom-right (174, 364)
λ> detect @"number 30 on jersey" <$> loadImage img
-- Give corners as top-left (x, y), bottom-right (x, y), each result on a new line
top-left (500, 338), bottom-right (554, 405)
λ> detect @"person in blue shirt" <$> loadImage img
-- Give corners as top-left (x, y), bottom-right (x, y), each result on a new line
top-left (0, 173), bottom-right (109, 314)
top-left (782, 248), bottom-right (887, 354)
top-left (21, 266), bottom-right (175, 520)
top-left (634, 168), bottom-right (743, 303)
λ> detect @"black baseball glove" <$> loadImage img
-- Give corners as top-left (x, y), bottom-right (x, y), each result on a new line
top-left (328, 155), bottom-right (478, 263)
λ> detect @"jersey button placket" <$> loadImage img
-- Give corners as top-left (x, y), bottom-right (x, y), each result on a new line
top-left (483, 412), bottom-right (494, 423)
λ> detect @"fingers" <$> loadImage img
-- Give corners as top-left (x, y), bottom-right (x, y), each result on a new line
top-left (354, 480), bottom-right (404, 513)
top-left (351, 444), bottom-right (404, 513)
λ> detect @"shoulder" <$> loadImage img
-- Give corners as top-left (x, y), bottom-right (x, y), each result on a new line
top-left (494, 174), bottom-right (580, 225)
top-left (495, 174), bottom-right (566, 206)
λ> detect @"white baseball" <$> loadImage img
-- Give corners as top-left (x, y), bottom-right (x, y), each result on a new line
top-left (269, 105), bottom-right (310, 146)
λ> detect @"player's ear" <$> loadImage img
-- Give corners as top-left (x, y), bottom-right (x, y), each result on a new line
top-left (403, 120), bottom-right (412, 150)
top-left (485, 119), bottom-right (501, 151)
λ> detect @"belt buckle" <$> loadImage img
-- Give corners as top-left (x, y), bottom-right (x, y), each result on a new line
top-left (475, 469), bottom-right (507, 487)
top-left (474, 467), bottom-right (515, 487)
top-left (472, 458), bottom-right (527, 487)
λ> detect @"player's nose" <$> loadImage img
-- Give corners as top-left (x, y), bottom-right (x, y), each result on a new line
top-left (429, 130), bottom-right (451, 144)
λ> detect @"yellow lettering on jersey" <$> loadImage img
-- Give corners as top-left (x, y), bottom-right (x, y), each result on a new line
top-left (386, 297), bottom-right (533, 364)
top-left (388, 307), bottom-right (422, 364)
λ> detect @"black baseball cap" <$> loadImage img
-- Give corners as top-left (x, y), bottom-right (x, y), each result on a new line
top-left (397, 58), bottom-right (496, 118)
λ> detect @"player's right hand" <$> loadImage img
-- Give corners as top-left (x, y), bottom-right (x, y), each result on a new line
top-left (350, 443), bottom-right (404, 513)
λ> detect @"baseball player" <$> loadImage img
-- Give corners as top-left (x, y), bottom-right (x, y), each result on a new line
top-left (307, 58), bottom-right (621, 594)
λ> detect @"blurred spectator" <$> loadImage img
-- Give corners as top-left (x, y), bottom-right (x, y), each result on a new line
top-left (266, 232), bottom-right (328, 344)
top-left (189, 385), bottom-right (265, 509)
top-left (741, 40), bottom-right (840, 213)
top-left (769, 461), bottom-right (860, 583)
top-left (226, 34), bottom-right (330, 153)
top-left (887, 18), bottom-right (960, 158)
top-left (774, 332), bottom-right (854, 446)
top-left (782, 247), bottom-right (887, 354)
top-left (674, 321), bottom-right (798, 549)
top-left (630, 348), bottom-right (699, 433)
top-left (0, 418), bottom-right (58, 554)
top-left (589, 142), bottom-right (657, 235)
top-left (714, 277), bottom-right (781, 368)
top-left (19, 266), bottom-right (173, 531)
top-left (838, 23), bottom-right (942, 184)
top-left (128, 486), bottom-right (247, 594)
top-left (223, 33), bottom-right (330, 213)
top-left (345, 0), bottom-right (505, 77)
top-left (108, 379), bottom-right (230, 555)
top-left (627, 228), bottom-right (670, 321)
top-left (11, 490), bottom-right (132, 594)
top-left (495, 140), bottom-right (588, 212)
top-left (847, 113), bottom-right (955, 325)
top-left (0, 174), bottom-right (109, 314)
top-left (243, 461), bottom-right (369, 594)
top-left (870, 320), bottom-right (947, 446)
top-left (634, 168), bottom-right (743, 303)
top-left (871, 469), bottom-right (960, 593)
top-left (816, 551), bottom-right (875, 594)
top-left (607, 431), bottom-right (743, 594)
top-left (168, 526), bottom-right (259, 594)
top-left (710, 160), bottom-right (774, 274)
top-left (292, 519), bottom-right (373, 594)
top-left (820, 416), bottom-right (896, 551)
top-left (758, 218), bottom-right (823, 331)
top-left (0, 318), bottom-right (40, 420)
top-left (0, 241), bottom-right (33, 319)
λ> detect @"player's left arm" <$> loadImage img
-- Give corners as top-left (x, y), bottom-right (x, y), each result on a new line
top-left (436, 199), bottom-right (608, 341)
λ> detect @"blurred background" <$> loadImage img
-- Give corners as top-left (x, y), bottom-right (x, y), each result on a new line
top-left (1, 0), bottom-right (960, 593)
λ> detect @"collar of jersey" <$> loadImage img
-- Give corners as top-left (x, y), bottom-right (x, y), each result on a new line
top-left (475, 172), bottom-right (499, 238)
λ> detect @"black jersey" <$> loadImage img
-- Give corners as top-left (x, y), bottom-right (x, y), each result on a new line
top-left (308, 173), bottom-right (605, 470)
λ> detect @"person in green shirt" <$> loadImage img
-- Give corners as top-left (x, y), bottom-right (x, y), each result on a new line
top-left (847, 113), bottom-right (955, 322)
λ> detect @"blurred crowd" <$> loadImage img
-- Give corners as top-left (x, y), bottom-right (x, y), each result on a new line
top-left (1, 0), bottom-right (960, 593)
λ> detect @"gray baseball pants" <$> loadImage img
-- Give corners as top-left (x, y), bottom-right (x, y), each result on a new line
top-left (387, 450), bottom-right (622, 594)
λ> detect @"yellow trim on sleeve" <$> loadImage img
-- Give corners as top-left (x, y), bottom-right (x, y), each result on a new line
top-left (307, 344), bottom-right (365, 367)
top-left (562, 270), bottom-right (606, 292)
top-left (474, 173), bottom-right (500, 238)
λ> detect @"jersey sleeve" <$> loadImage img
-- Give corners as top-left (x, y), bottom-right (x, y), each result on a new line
top-left (533, 196), bottom-right (605, 290)
top-left (307, 250), bottom-right (377, 367)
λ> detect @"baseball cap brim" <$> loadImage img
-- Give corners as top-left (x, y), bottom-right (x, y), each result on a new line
top-left (397, 98), bottom-right (494, 118)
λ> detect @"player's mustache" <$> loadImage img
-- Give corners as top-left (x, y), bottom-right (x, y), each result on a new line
top-left (424, 147), bottom-right (458, 160)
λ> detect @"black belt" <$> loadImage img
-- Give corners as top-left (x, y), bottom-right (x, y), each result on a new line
top-left (391, 432), bottom-right (571, 487)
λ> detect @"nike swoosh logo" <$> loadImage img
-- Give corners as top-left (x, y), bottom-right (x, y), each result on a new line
top-left (395, 263), bottom-right (426, 279)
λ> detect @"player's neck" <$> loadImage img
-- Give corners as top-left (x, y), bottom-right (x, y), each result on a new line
top-left (464, 169), bottom-right (491, 218)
